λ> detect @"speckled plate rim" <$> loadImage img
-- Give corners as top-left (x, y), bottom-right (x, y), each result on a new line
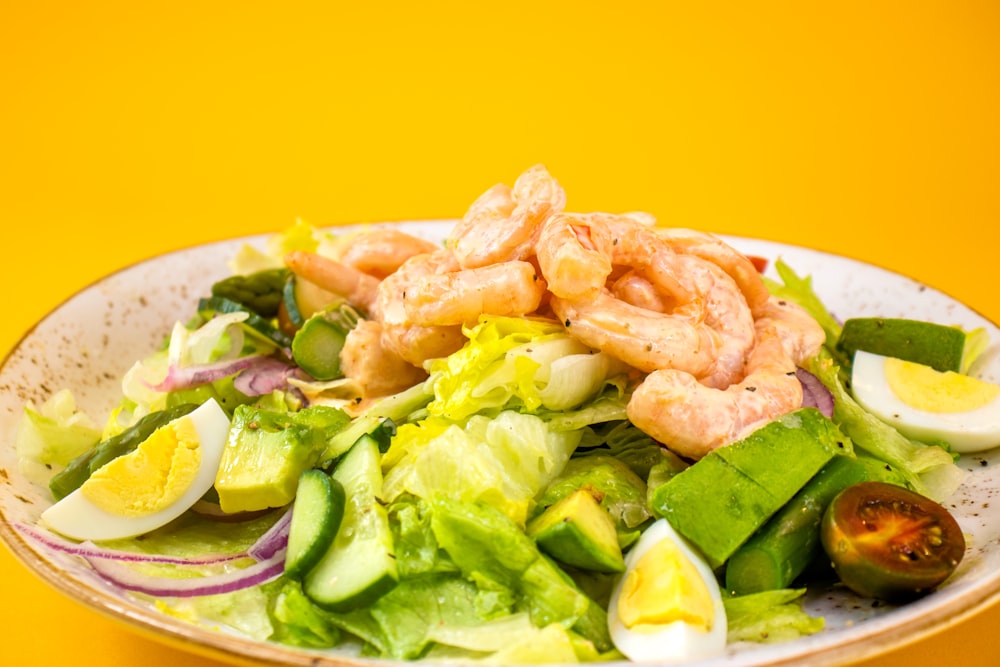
top-left (2, 220), bottom-right (1000, 667)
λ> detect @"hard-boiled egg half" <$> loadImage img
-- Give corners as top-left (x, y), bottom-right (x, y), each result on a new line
top-left (607, 518), bottom-right (727, 662)
top-left (41, 399), bottom-right (231, 541)
top-left (851, 350), bottom-right (1000, 453)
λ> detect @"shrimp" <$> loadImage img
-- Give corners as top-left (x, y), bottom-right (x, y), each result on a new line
top-left (284, 250), bottom-right (381, 315)
top-left (340, 320), bottom-right (428, 398)
top-left (449, 164), bottom-right (566, 268)
top-left (403, 260), bottom-right (547, 327)
top-left (610, 270), bottom-right (670, 313)
top-left (656, 254), bottom-right (755, 389)
top-left (375, 250), bottom-right (467, 366)
top-left (654, 227), bottom-right (771, 316)
top-left (535, 212), bottom-right (614, 300)
top-left (754, 295), bottom-right (826, 364)
top-left (550, 290), bottom-right (721, 377)
top-left (337, 228), bottom-right (440, 279)
top-left (626, 320), bottom-right (802, 459)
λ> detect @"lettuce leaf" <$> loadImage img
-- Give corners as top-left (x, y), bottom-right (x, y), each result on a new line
top-left (15, 389), bottom-right (101, 485)
top-left (427, 316), bottom-right (628, 421)
top-left (807, 349), bottom-right (964, 501)
top-left (724, 588), bottom-right (824, 643)
top-left (382, 411), bottom-right (581, 525)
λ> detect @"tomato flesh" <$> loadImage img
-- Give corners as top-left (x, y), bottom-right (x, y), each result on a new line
top-left (820, 481), bottom-right (965, 602)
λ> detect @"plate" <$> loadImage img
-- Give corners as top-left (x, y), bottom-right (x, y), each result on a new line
top-left (2, 220), bottom-right (1000, 667)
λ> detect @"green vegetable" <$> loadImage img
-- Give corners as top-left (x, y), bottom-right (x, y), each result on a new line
top-left (725, 454), bottom-right (906, 595)
top-left (198, 295), bottom-right (293, 348)
top-left (290, 300), bottom-right (362, 380)
top-left (429, 496), bottom-right (611, 651)
top-left (49, 403), bottom-right (199, 500)
top-left (426, 315), bottom-right (627, 421)
top-left (304, 434), bottom-right (399, 611)
top-left (210, 267), bottom-right (289, 318)
top-left (214, 404), bottom-right (349, 513)
top-left (806, 348), bottom-right (964, 501)
top-left (527, 488), bottom-right (626, 573)
top-left (723, 588), bottom-right (825, 643)
top-left (382, 410), bottom-right (581, 525)
top-left (284, 470), bottom-right (346, 579)
top-left (15, 389), bottom-right (101, 486)
top-left (650, 408), bottom-right (846, 569)
top-left (533, 455), bottom-right (651, 549)
top-left (836, 317), bottom-right (987, 374)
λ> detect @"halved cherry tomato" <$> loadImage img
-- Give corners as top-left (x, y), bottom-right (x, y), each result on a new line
top-left (820, 481), bottom-right (965, 602)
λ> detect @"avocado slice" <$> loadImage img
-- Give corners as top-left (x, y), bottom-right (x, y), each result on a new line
top-left (214, 403), bottom-right (349, 513)
top-left (651, 408), bottom-right (845, 569)
top-left (527, 488), bottom-right (626, 573)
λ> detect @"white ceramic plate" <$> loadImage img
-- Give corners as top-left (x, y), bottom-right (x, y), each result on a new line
top-left (2, 221), bottom-right (1000, 667)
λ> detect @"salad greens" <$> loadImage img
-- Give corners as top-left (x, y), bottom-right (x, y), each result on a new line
top-left (14, 225), bottom-right (973, 664)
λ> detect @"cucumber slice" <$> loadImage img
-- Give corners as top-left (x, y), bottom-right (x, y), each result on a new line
top-left (284, 469), bottom-right (346, 579)
top-left (303, 435), bottom-right (398, 610)
top-left (291, 301), bottom-right (362, 381)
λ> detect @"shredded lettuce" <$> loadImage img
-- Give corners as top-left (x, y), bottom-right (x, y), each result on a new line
top-left (427, 316), bottom-right (628, 421)
top-left (15, 389), bottom-right (101, 485)
top-left (724, 588), bottom-right (824, 643)
top-left (382, 411), bottom-right (581, 525)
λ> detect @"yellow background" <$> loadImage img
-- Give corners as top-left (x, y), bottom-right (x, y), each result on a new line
top-left (2, 2), bottom-right (999, 666)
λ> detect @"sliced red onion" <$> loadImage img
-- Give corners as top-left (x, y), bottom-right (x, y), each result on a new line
top-left (248, 508), bottom-right (292, 561)
top-left (232, 356), bottom-right (298, 396)
top-left (147, 355), bottom-right (266, 392)
top-left (796, 367), bottom-right (834, 418)
top-left (12, 522), bottom-right (245, 565)
top-left (83, 549), bottom-right (287, 598)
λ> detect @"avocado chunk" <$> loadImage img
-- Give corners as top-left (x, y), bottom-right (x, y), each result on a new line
top-left (533, 455), bottom-right (650, 549)
top-left (528, 488), bottom-right (626, 573)
top-left (651, 408), bottom-right (846, 569)
top-left (214, 403), bottom-right (349, 513)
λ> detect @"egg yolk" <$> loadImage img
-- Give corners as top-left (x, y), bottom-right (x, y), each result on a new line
top-left (885, 357), bottom-right (999, 413)
top-left (617, 537), bottom-right (714, 631)
top-left (80, 417), bottom-right (202, 517)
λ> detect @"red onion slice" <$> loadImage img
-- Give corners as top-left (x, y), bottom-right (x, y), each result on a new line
top-left (83, 549), bottom-right (287, 598)
top-left (148, 355), bottom-right (266, 392)
top-left (796, 367), bottom-right (835, 418)
top-left (12, 522), bottom-right (245, 565)
top-left (247, 508), bottom-right (292, 561)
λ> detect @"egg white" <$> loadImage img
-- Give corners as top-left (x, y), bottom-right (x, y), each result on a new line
top-left (40, 399), bottom-right (231, 541)
top-left (851, 350), bottom-right (1000, 453)
top-left (607, 518), bottom-right (727, 663)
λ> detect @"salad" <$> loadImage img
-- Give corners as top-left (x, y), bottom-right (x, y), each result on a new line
top-left (8, 165), bottom-right (1000, 664)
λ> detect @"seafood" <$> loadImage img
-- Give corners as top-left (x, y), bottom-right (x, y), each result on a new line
top-left (337, 228), bottom-right (440, 279)
top-left (281, 166), bottom-right (825, 457)
top-left (449, 164), bottom-right (566, 268)
top-left (654, 227), bottom-right (772, 316)
top-left (550, 290), bottom-right (721, 377)
top-left (375, 250), bottom-right (467, 365)
top-left (535, 212), bottom-right (614, 300)
top-left (754, 295), bottom-right (827, 364)
top-left (340, 320), bottom-right (428, 398)
top-left (284, 250), bottom-right (381, 314)
top-left (610, 271), bottom-right (669, 313)
top-left (626, 320), bottom-right (803, 459)
top-left (403, 260), bottom-right (547, 327)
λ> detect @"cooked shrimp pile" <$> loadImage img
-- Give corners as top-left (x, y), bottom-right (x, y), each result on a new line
top-left (284, 164), bottom-right (825, 459)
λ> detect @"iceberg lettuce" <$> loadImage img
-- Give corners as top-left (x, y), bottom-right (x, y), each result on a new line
top-left (427, 316), bottom-right (628, 421)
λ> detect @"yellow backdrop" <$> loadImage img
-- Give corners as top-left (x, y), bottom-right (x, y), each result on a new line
top-left (2, 2), bottom-right (999, 666)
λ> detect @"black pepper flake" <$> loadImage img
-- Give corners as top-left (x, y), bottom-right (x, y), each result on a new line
top-left (745, 386), bottom-right (758, 392)
top-left (564, 319), bottom-right (571, 328)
